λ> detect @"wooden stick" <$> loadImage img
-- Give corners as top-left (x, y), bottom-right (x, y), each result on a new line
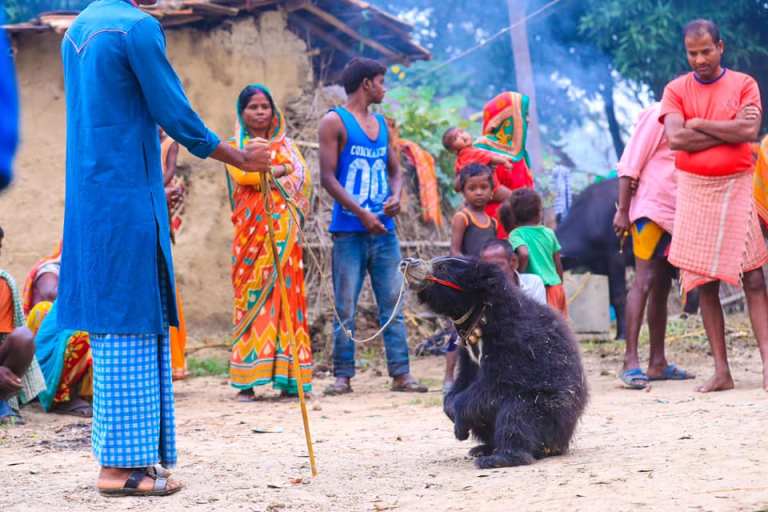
top-left (260, 171), bottom-right (318, 477)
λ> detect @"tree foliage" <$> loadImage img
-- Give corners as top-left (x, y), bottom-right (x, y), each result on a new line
top-left (375, 0), bottom-right (768, 158)
top-left (382, 83), bottom-right (478, 206)
top-left (371, 0), bottom-right (616, 150)
top-left (579, 0), bottom-right (768, 100)
top-left (373, 0), bottom-right (518, 108)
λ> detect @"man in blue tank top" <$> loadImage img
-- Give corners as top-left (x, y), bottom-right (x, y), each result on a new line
top-left (319, 58), bottom-right (427, 395)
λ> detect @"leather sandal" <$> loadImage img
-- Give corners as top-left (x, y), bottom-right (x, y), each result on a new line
top-left (323, 382), bottom-right (353, 396)
top-left (391, 379), bottom-right (428, 393)
top-left (98, 469), bottom-right (182, 497)
top-left (146, 465), bottom-right (172, 479)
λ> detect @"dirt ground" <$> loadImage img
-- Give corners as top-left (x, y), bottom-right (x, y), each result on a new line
top-left (1, 333), bottom-right (768, 512)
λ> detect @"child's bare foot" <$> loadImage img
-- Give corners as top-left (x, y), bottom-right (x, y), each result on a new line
top-left (695, 373), bottom-right (734, 393)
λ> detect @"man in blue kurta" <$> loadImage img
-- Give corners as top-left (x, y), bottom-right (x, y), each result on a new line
top-left (0, 9), bottom-right (19, 190)
top-left (60, 0), bottom-right (269, 497)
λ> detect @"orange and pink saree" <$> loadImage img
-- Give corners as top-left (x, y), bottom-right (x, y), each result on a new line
top-left (225, 84), bottom-right (312, 394)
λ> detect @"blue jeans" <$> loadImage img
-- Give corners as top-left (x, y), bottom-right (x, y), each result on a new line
top-left (332, 231), bottom-right (410, 378)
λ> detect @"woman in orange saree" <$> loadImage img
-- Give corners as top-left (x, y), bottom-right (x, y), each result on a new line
top-left (474, 92), bottom-right (534, 237)
top-left (225, 84), bottom-right (312, 400)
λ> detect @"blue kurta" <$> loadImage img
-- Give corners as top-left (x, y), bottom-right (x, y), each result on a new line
top-left (0, 15), bottom-right (19, 190)
top-left (58, 0), bottom-right (220, 334)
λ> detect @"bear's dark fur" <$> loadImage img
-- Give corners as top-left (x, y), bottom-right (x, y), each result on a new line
top-left (411, 257), bottom-right (588, 468)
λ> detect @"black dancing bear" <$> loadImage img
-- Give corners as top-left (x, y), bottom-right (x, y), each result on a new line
top-left (403, 256), bottom-right (588, 468)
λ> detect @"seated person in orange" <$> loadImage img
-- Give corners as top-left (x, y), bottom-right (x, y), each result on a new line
top-left (0, 226), bottom-right (45, 424)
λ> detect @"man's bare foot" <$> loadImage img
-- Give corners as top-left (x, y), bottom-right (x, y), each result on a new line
top-left (391, 374), bottom-right (428, 393)
top-left (645, 362), bottom-right (669, 379)
top-left (647, 363), bottom-right (694, 381)
top-left (97, 467), bottom-right (183, 494)
top-left (695, 373), bottom-right (734, 393)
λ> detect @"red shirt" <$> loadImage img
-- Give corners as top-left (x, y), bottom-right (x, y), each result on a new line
top-left (659, 70), bottom-right (761, 176)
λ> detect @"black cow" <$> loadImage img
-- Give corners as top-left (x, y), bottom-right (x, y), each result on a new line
top-left (556, 179), bottom-right (631, 339)
top-left (556, 179), bottom-right (698, 340)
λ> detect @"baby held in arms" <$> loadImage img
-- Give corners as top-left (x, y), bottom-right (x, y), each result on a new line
top-left (442, 127), bottom-right (516, 192)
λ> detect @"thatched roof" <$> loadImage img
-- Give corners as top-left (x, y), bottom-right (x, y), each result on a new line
top-left (3, 0), bottom-right (430, 79)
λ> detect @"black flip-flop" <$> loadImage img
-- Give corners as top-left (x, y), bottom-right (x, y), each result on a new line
top-left (98, 469), bottom-right (182, 498)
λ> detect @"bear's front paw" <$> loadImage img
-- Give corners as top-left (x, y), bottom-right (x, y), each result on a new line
top-left (454, 421), bottom-right (470, 441)
top-left (468, 444), bottom-right (493, 457)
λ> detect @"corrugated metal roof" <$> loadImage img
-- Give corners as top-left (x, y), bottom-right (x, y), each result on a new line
top-left (4, 0), bottom-right (430, 71)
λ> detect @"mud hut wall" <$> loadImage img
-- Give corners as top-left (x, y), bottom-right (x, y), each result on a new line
top-left (2, 12), bottom-right (313, 335)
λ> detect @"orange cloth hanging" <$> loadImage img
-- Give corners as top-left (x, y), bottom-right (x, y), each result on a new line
top-left (399, 139), bottom-right (443, 227)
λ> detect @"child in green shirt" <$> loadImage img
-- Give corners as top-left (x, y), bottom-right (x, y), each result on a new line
top-left (500, 188), bottom-right (568, 317)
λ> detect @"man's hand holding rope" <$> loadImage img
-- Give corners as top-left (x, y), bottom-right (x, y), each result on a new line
top-left (242, 137), bottom-right (271, 172)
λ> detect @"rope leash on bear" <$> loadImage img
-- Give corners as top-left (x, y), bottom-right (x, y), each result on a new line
top-left (399, 257), bottom-right (487, 366)
top-left (260, 171), bottom-right (317, 477)
top-left (281, 200), bottom-right (413, 344)
top-left (280, 202), bottom-right (469, 349)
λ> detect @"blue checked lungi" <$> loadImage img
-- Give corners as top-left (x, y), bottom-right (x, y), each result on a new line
top-left (90, 262), bottom-right (177, 468)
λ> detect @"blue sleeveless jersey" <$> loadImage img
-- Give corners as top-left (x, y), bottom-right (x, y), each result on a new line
top-left (329, 107), bottom-right (394, 233)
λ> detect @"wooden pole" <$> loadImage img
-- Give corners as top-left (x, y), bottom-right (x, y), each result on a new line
top-left (260, 171), bottom-right (318, 477)
top-left (507, 0), bottom-right (544, 172)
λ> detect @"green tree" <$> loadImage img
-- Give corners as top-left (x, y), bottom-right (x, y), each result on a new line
top-left (382, 84), bottom-right (478, 206)
top-left (579, 0), bottom-right (768, 101)
top-left (372, 0), bottom-right (628, 157)
top-left (376, 0), bottom-right (768, 159)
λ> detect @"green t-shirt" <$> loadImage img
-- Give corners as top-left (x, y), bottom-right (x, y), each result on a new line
top-left (509, 225), bottom-right (562, 286)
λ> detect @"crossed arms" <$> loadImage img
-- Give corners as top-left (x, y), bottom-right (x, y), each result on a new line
top-left (664, 105), bottom-right (761, 152)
